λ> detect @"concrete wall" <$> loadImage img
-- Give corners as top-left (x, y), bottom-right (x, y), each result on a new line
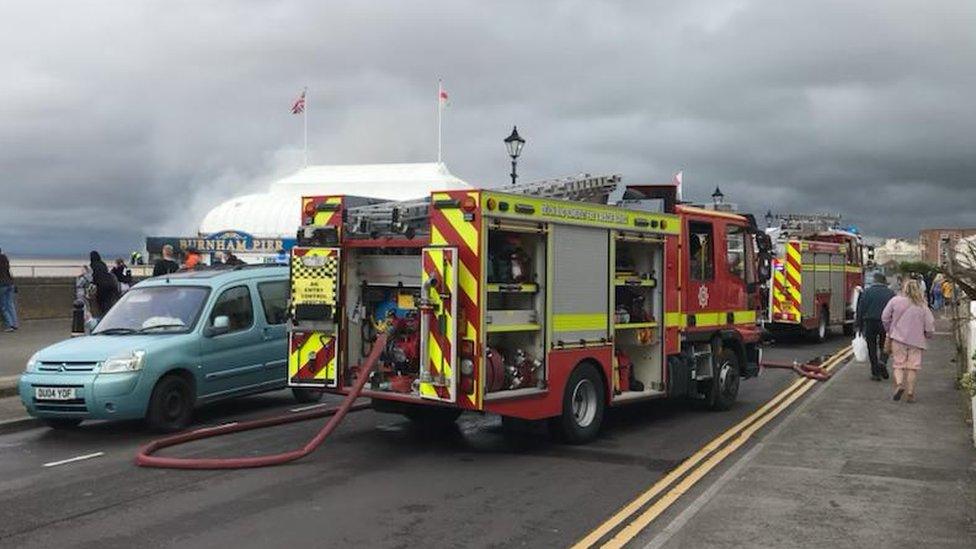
top-left (8, 277), bottom-right (75, 321)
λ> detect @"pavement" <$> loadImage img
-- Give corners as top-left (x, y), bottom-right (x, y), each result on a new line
top-left (0, 318), bottom-right (71, 396)
top-left (636, 321), bottom-right (976, 548)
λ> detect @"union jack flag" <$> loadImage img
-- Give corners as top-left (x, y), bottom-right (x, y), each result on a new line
top-left (291, 90), bottom-right (306, 114)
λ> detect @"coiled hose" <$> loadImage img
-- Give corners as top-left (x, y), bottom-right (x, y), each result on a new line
top-left (135, 333), bottom-right (387, 469)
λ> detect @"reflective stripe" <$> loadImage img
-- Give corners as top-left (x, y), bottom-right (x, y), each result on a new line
top-left (553, 313), bottom-right (607, 332)
top-left (668, 310), bottom-right (758, 329)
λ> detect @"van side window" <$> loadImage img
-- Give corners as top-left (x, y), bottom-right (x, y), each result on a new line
top-left (688, 221), bottom-right (715, 281)
top-left (726, 225), bottom-right (746, 280)
top-left (257, 280), bottom-right (289, 325)
top-left (209, 286), bottom-right (254, 332)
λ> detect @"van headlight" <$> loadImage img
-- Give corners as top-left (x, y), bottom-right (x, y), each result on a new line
top-left (25, 352), bottom-right (41, 373)
top-left (100, 350), bottom-right (146, 374)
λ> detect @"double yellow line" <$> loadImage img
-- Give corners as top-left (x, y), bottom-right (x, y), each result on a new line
top-left (572, 345), bottom-right (854, 549)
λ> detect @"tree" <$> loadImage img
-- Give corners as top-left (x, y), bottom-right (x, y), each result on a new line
top-left (945, 238), bottom-right (976, 301)
top-left (898, 260), bottom-right (939, 279)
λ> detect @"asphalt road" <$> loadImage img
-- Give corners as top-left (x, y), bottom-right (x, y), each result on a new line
top-left (0, 335), bottom-right (848, 549)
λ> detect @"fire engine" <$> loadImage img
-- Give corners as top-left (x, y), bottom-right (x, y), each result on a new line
top-left (764, 213), bottom-right (865, 341)
top-left (286, 175), bottom-right (770, 443)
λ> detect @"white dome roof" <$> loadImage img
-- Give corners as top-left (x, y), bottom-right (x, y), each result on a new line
top-left (199, 162), bottom-right (469, 238)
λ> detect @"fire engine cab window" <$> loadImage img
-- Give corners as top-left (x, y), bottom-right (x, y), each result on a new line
top-left (688, 222), bottom-right (714, 281)
top-left (726, 225), bottom-right (746, 280)
top-left (209, 286), bottom-right (254, 332)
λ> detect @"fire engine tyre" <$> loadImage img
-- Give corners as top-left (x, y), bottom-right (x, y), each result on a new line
top-left (707, 347), bottom-right (740, 411)
top-left (550, 363), bottom-right (605, 444)
top-left (146, 375), bottom-right (195, 432)
top-left (291, 387), bottom-right (324, 404)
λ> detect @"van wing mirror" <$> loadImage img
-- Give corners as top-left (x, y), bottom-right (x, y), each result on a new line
top-left (205, 315), bottom-right (231, 337)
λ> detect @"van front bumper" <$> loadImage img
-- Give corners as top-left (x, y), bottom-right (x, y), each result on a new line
top-left (18, 371), bottom-right (148, 421)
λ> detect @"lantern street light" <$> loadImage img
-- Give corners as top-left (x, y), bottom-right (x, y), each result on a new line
top-left (504, 126), bottom-right (525, 186)
top-left (764, 209), bottom-right (774, 228)
top-left (711, 186), bottom-right (725, 206)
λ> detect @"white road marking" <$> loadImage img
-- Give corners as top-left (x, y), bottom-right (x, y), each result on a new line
top-left (43, 452), bottom-right (104, 468)
top-left (290, 403), bottom-right (329, 413)
top-left (196, 422), bottom-right (239, 433)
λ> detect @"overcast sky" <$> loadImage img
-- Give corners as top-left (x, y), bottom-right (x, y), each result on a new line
top-left (1, 0), bottom-right (973, 256)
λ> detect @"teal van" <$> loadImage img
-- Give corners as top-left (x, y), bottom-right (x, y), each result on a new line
top-left (19, 266), bottom-right (320, 431)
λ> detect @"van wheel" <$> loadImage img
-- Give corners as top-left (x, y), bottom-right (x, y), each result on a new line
top-left (146, 375), bottom-right (194, 432)
top-left (706, 347), bottom-right (740, 410)
top-left (291, 387), bottom-right (324, 404)
top-left (549, 362), bottom-right (605, 444)
top-left (43, 418), bottom-right (82, 430)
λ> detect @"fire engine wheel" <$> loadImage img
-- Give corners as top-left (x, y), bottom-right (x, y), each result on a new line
top-left (291, 387), bottom-right (324, 404)
top-left (550, 362), bottom-right (605, 444)
top-left (707, 347), bottom-right (740, 411)
top-left (146, 374), bottom-right (195, 432)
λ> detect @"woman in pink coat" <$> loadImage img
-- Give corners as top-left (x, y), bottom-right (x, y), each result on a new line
top-left (881, 278), bottom-right (936, 402)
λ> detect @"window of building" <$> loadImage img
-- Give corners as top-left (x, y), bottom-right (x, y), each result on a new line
top-left (209, 285), bottom-right (254, 333)
top-left (726, 225), bottom-right (746, 280)
top-left (688, 221), bottom-right (715, 281)
top-left (258, 280), bottom-right (289, 325)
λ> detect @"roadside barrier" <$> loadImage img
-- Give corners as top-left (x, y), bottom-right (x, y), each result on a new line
top-left (134, 333), bottom-right (387, 469)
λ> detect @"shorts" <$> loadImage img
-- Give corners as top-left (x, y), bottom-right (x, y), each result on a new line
top-left (890, 340), bottom-right (922, 371)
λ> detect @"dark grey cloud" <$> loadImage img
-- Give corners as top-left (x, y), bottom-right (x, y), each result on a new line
top-left (1, 0), bottom-right (973, 256)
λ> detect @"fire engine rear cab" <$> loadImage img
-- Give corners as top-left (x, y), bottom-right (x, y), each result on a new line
top-left (764, 214), bottom-right (864, 341)
top-left (287, 175), bottom-right (768, 442)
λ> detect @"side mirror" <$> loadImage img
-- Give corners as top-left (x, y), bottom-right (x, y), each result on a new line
top-left (206, 315), bottom-right (231, 337)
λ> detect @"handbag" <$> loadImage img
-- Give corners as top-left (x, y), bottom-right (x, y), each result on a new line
top-left (883, 302), bottom-right (909, 355)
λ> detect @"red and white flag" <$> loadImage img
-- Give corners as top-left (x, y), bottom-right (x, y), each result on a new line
top-left (291, 89), bottom-right (306, 114)
top-left (438, 82), bottom-right (449, 107)
top-left (673, 170), bottom-right (683, 200)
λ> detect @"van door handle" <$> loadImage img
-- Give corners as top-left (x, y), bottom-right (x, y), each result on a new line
top-left (262, 327), bottom-right (273, 340)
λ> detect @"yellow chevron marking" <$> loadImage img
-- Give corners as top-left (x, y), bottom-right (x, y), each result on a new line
top-left (458, 259), bottom-right (478, 307)
top-left (786, 243), bottom-right (801, 263)
top-left (433, 193), bottom-right (478, 253)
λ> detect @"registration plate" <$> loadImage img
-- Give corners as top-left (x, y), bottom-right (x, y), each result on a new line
top-left (34, 387), bottom-right (78, 400)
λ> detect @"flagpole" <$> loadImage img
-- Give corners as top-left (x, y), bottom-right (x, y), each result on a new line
top-left (437, 79), bottom-right (443, 164)
top-left (303, 87), bottom-right (309, 168)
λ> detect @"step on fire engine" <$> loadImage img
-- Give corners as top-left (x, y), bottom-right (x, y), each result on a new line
top-left (764, 213), bottom-right (865, 341)
top-left (287, 175), bottom-right (770, 443)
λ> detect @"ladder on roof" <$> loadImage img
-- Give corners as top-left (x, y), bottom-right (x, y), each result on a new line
top-left (342, 173), bottom-right (623, 237)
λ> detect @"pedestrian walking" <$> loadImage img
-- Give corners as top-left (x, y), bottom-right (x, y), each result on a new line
top-left (856, 272), bottom-right (896, 381)
top-left (89, 251), bottom-right (120, 318)
top-left (882, 278), bottom-right (935, 403)
top-left (940, 278), bottom-right (955, 317)
top-left (0, 247), bottom-right (19, 332)
top-left (931, 272), bottom-right (945, 310)
top-left (152, 244), bottom-right (179, 276)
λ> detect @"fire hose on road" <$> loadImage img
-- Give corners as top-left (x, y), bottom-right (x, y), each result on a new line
top-left (134, 333), bottom-right (388, 470)
top-left (760, 357), bottom-right (833, 381)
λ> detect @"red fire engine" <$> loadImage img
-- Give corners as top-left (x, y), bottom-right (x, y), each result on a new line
top-left (287, 175), bottom-right (770, 442)
top-left (764, 213), bottom-right (864, 341)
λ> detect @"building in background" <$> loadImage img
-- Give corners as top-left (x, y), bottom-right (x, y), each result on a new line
top-left (873, 238), bottom-right (920, 266)
top-left (147, 162), bottom-right (470, 263)
top-left (919, 228), bottom-right (976, 265)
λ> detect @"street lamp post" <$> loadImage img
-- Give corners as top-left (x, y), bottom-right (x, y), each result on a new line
top-left (504, 126), bottom-right (525, 186)
top-left (764, 209), bottom-right (774, 228)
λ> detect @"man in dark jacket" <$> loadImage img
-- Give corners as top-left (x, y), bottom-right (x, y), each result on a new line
top-left (0, 247), bottom-right (18, 332)
top-left (856, 272), bottom-right (896, 381)
top-left (153, 244), bottom-right (180, 277)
